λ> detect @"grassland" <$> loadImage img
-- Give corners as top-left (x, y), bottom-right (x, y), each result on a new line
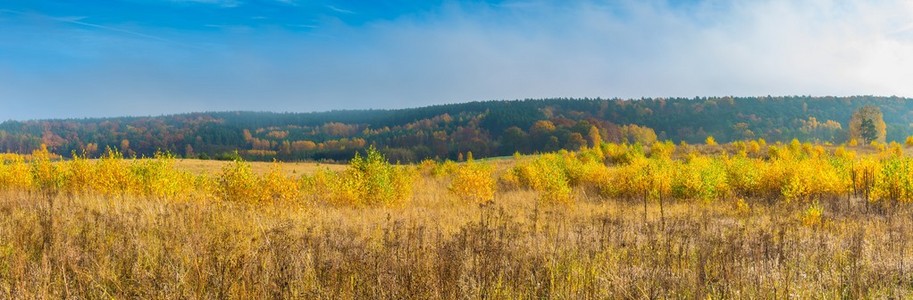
top-left (4, 180), bottom-right (913, 298)
top-left (3, 142), bottom-right (913, 298)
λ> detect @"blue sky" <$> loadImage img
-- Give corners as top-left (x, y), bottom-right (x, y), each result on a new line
top-left (2, 0), bottom-right (913, 120)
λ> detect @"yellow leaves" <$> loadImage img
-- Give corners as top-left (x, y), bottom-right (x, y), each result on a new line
top-left (870, 157), bottom-right (913, 204)
top-left (499, 168), bottom-right (522, 191)
top-left (674, 155), bottom-right (728, 202)
top-left (61, 153), bottom-right (93, 196)
top-left (449, 160), bottom-right (495, 203)
top-left (260, 162), bottom-right (300, 203)
top-left (705, 136), bottom-right (717, 146)
top-left (799, 202), bottom-right (824, 227)
top-left (217, 158), bottom-right (261, 204)
top-left (432, 160), bottom-right (458, 178)
top-left (31, 144), bottom-right (64, 194)
top-left (323, 146), bottom-right (416, 207)
top-left (217, 158), bottom-right (306, 205)
top-left (509, 153), bottom-right (574, 205)
top-left (772, 155), bottom-right (845, 203)
top-left (870, 141), bottom-right (885, 152)
top-left (781, 171), bottom-right (809, 204)
top-left (747, 140), bottom-right (762, 156)
top-left (884, 142), bottom-right (903, 157)
top-left (0, 154), bottom-right (31, 191)
top-left (650, 140), bottom-right (675, 159)
top-left (7, 138), bottom-right (913, 215)
top-left (613, 155), bottom-right (650, 199)
top-left (834, 146), bottom-right (856, 161)
top-left (601, 143), bottom-right (638, 164)
top-left (94, 147), bottom-right (136, 198)
top-left (724, 156), bottom-right (762, 198)
top-left (537, 163), bottom-right (573, 205)
top-left (133, 151), bottom-right (195, 201)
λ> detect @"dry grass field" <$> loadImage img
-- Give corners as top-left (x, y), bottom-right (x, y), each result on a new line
top-left (3, 143), bottom-right (913, 298)
top-left (3, 180), bottom-right (913, 299)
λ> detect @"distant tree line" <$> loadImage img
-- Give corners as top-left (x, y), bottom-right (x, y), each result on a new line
top-left (1, 96), bottom-right (912, 162)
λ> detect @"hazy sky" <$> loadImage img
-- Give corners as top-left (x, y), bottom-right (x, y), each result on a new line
top-left (2, 0), bottom-right (913, 121)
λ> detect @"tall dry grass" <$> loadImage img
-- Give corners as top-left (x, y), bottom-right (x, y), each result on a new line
top-left (3, 182), bottom-right (913, 298)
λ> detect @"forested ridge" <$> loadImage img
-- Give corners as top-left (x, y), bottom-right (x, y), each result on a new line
top-left (3, 96), bottom-right (912, 161)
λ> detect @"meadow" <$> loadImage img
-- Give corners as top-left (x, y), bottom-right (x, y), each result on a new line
top-left (3, 140), bottom-right (913, 298)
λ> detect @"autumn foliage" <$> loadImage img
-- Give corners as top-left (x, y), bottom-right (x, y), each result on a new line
top-left (0, 144), bottom-right (416, 208)
top-left (448, 156), bottom-right (496, 203)
top-left (5, 138), bottom-right (913, 211)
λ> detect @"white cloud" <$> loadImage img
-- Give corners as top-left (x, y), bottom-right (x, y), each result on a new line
top-left (274, 0), bottom-right (913, 107)
top-left (326, 5), bottom-right (355, 14)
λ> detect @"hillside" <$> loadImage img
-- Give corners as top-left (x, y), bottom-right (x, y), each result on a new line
top-left (2, 96), bottom-right (912, 161)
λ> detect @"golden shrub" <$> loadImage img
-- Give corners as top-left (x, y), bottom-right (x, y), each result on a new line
top-left (650, 140), bottom-right (675, 159)
top-left (0, 153), bottom-right (32, 192)
top-left (61, 153), bottom-right (94, 196)
top-left (498, 168), bottom-right (522, 191)
top-left (93, 147), bottom-right (137, 198)
top-left (507, 153), bottom-right (575, 205)
top-left (432, 160), bottom-right (459, 177)
top-left (132, 151), bottom-right (195, 201)
top-left (217, 158), bottom-right (261, 203)
top-left (328, 146), bottom-right (416, 207)
top-left (800, 202), bottom-right (824, 227)
top-left (449, 160), bottom-right (495, 203)
top-left (31, 144), bottom-right (64, 195)
top-left (261, 162), bottom-right (301, 203)
top-left (671, 155), bottom-right (728, 202)
top-left (871, 141), bottom-right (885, 151)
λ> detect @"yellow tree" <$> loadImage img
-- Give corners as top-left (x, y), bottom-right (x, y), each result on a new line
top-left (705, 136), bottom-right (717, 146)
top-left (849, 105), bottom-right (886, 144)
top-left (621, 124), bottom-right (657, 145)
top-left (587, 125), bottom-right (602, 148)
top-left (650, 140), bottom-right (675, 159)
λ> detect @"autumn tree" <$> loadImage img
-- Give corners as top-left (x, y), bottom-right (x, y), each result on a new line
top-left (849, 106), bottom-right (886, 144)
top-left (566, 133), bottom-right (587, 150)
top-left (587, 125), bottom-right (602, 148)
top-left (530, 120), bottom-right (559, 152)
top-left (705, 136), bottom-right (717, 146)
top-left (620, 124), bottom-right (657, 145)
